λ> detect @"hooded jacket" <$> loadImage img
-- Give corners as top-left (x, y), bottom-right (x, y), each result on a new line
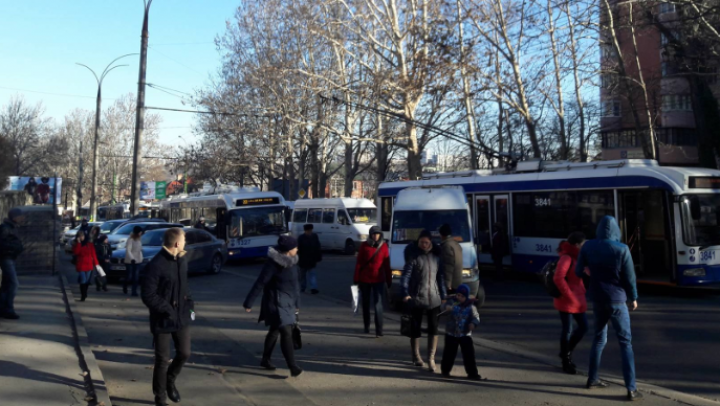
top-left (401, 242), bottom-right (447, 309)
top-left (575, 216), bottom-right (638, 303)
top-left (0, 219), bottom-right (24, 260)
top-left (440, 237), bottom-right (463, 291)
top-left (141, 248), bottom-right (194, 334)
top-left (553, 241), bottom-right (587, 314)
top-left (243, 247), bottom-right (300, 327)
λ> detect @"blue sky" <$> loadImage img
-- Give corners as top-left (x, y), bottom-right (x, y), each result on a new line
top-left (0, 0), bottom-right (239, 146)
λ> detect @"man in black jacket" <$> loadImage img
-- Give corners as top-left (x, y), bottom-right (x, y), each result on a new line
top-left (297, 224), bottom-right (322, 294)
top-left (0, 208), bottom-right (25, 319)
top-left (141, 228), bottom-right (194, 406)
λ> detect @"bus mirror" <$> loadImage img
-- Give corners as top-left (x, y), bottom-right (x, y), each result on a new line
top-left (689, 197), bottom-right (701, 220)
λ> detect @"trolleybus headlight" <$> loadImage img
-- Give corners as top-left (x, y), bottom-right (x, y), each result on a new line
top-left (683, 268), bottom-right (706, 277)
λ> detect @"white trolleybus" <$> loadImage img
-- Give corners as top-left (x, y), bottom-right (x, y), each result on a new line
top-left (378, 159), bottom-right (720, 287)
top-left (159, 190), bottom-right (287, 260)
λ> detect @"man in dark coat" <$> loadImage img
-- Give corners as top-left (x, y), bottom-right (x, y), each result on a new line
top-left (141, 228), bottom-right (194, 406)
top-left (297, 223), bottom-right (322, 294)
top-left (0, 208), bottom-right (25, 319)
top-left (243, 235), bottom-right (303, 377)
top-left (78, 218), bottom-right (91, 240)
top-left (439, 224), bottom-right (463, 294)
top-left (194, 216), bottom-right (209, 231)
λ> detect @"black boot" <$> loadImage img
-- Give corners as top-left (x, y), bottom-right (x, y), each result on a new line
top-left (561, 353), bottom-right (577, 375)
top-left (80, 284), bottom-right (88, 302)
top-left (167, 379), bottom-right (181, 403)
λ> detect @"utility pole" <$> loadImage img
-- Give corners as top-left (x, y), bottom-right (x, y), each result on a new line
top-left (77, 54), bottom-right (134, 222)
top-left (130, 0), bottom-right (153, 216)
top-left (76, 142), bottom-right (84, 219)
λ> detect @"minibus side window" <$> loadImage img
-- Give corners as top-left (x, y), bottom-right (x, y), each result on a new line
top-left (307, 208), bottom-right (323, 223)
top-left (322, 208), bottom-right (336, 224)
top-left (337, 210), bottom-right (351, 226)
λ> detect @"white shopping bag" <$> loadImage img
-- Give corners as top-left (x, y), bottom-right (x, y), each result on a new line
top-left (351, 285), bottom-right (362, 315)
top-left (95, 265), bottom-right (106, 278)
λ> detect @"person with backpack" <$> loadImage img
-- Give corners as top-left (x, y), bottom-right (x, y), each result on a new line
top-left (354, 226), bottom-right (391, 337)
top-left (94, 234), bottom-right (112, 292)
top-left (575, 216), bottom-right (642, 401)
top-left (440, 283), bottom-right (481, 380)
top-left (552, 232), bottom-right (588, 375)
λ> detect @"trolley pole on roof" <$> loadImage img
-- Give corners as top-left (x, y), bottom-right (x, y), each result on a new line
top-left (130, 0), bottom-right (153, 216)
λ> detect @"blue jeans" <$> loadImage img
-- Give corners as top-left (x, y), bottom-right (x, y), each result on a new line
top-left (0, 259), bottom-right (18, 314)
top-left (589, 302), bottom-right (636, 391)
top-left (124, 263), bottom-right (140, 295)
top-left (300, 267), bottom-right (317, 291)
top-left (559, 311), bottom-right (588, 355)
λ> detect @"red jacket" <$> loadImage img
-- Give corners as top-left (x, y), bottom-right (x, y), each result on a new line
top-left (354, 241), bottom-right (391, 286)
top-left (73, 242), bottom-right (99, 272)
top-left (553, 242), bottom-right (587, 314)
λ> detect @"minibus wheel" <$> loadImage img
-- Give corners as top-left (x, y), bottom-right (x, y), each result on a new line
top-left (344, 239), bottom-right (356, 255)
top-left (475, 283), bottom-right (486, 308)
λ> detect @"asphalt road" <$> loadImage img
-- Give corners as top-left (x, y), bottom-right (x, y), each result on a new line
top-left (59, 251), bottom-right (720, 405)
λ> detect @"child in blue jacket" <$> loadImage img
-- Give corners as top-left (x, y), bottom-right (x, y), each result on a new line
top-left (440, 284), bottom-right (481, 379)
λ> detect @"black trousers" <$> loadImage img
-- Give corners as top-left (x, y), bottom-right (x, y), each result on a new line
top-left (409, 306), bottom-right (440, 338)
top-left (153, 327), bottom-right (191, 402)
top-left (263, 325), bottom-right (298, 369)
top-left (359, 282), bottom-right (385, 335)
top-left (441, 334), bottom-right (479, 377)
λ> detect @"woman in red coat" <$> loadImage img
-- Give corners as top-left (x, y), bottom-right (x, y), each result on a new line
top-left (554, 231), bottom-right (588, 374)
top-left (72, 232), bottom-right (99, 302)
top-left (354, 226), bottom-right (391, 337)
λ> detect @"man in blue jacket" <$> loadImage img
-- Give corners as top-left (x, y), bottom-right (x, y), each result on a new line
top-left (576, 216), bottom-right (642, 401)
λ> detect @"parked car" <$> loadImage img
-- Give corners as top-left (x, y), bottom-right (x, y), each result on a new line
top-left (62, 222), bottom-right (102, 252)
top-left (106, 222), bottom-right (183, 250)
top-left (106, 228), bottom-right (227, 281)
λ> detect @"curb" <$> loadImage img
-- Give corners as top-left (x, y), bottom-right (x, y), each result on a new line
top-left (58, 273), bottom-right (113, 406)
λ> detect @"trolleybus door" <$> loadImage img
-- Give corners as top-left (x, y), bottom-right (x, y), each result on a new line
top-left (493, 195), bottom-right (512, 266)
top-left (475, 196), bottom-right (492, 264)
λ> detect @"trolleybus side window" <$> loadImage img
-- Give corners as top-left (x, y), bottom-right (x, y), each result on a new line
top-left (513, 190), bottom-right (614, 239)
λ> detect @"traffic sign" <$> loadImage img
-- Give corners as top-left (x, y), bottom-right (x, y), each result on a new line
top-left (298, 188), bottom-right (306, 198)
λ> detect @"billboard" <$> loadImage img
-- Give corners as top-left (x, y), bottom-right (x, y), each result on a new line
top-left (140, 181), bottom-right (168, 200)
top-left (5, 176), bottom-right (62, 205)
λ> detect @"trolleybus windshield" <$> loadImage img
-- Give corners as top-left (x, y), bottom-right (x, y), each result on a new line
top-left (229, 206), bottom-right (286, 238)
top-left (682, 194), bottom-right (720, 247)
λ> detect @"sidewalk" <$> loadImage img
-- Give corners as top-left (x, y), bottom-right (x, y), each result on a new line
top-left (0, 274), bottom-right (97, 406)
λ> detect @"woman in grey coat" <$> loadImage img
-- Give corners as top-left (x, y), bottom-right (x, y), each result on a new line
top-left (401, 230), bottom-right (447, 372)
top-left (243, 236), bottom-right (303, 377)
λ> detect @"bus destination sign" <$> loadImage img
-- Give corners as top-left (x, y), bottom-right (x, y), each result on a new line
top-left (689, 177), bottom-right (720, 189)
top-left (236, 197), bottom-right (281, 206)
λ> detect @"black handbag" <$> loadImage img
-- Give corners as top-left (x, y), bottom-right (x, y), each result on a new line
top-left (292, 323), bottom-right (302, 350)
top-left (400, 312), bottom-right (413, 338)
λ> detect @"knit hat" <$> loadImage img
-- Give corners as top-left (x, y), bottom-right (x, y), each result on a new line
top-left (369, 226), bottom-right (382, 236)
top-left (7, 207), bottom-right (23, 221)
top-left (456, 284), bottom-right (470, 299)
top-left (276, 235), bottom-right (298, 253)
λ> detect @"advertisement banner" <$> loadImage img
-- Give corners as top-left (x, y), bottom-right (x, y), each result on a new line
top-left (140, 181), bottom-right (156, 200)
top-left (6, 176), bottom-right (62, 205)
top-left (155, 181), bottom-right (167, 200)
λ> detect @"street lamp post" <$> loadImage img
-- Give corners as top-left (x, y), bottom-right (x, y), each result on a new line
top-left (77, 54), bottom-right (135, 221)
top-left (130, 0), bottom-right (154, 216)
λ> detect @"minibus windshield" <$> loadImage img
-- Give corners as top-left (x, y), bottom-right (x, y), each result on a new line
top-left (681, 194), bottom-right (720, 247)
top-left (392, 210), bottom-right (471, 244)
top-left (347, 208), bottom-right (376, 224)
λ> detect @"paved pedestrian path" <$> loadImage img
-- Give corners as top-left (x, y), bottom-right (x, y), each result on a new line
top-left (0, 275), bottom-right (94, 406)
top-left (60, 257), bottom-right (719, 406)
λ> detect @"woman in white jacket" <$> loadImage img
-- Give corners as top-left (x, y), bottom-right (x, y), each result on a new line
top-left (124, 226), bottom-right (144, 296)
